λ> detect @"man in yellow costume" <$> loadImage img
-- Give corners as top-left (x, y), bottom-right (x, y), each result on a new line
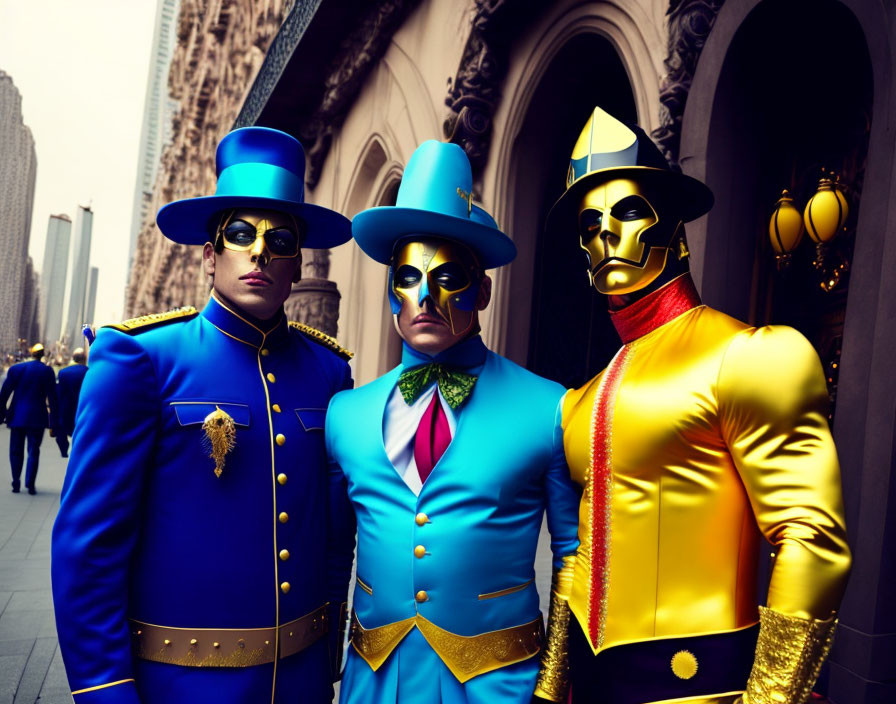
top-left (533, 107), bottom-right (852, 704)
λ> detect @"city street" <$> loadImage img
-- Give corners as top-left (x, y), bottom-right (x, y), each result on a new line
top-left (0, 426), bottom-right (69, 704)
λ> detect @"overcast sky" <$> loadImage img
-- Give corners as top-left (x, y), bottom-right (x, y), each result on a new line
top-left (0, 0), bottom-right (156, 325)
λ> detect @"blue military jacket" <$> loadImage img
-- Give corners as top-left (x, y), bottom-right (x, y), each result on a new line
top-left (326, 337), bottom-right (580, 673)
top-left (52, 295), bottom-right (352, 703)
top-left (57, 363), bottom-right (88, 436)
top-left (0, 358), bottom-right (58, 429)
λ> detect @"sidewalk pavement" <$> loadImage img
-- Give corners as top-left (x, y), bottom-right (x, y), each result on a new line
top-left (0, 426), bottom-right (70, 704)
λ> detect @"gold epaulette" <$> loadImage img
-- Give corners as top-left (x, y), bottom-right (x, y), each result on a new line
top-left (104, 307), bottom-right (199, 334)
top-left (288, 321), bottom-right (353, 361)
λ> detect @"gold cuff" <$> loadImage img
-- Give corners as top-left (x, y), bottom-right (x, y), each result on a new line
top-left (533, 557), bottom-right (575, 702)
top-left (742, 606), bottom-right (837, 704)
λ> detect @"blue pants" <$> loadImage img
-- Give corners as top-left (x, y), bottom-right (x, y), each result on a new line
top-left (10, 427), bottom-right (44, 490)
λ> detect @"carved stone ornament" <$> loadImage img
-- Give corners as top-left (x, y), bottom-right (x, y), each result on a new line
top-left (285, 278), bottom-right (341, 338)
top-left (652, 0), bottom-right (726, 168)
top-left (443, 0), bottom-right (528, 183)
top-left (299, 0), bottom-right (421, 188)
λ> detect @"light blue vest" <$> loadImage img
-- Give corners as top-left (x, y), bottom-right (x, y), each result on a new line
top-left (326, 341), bottom-right (580, 638)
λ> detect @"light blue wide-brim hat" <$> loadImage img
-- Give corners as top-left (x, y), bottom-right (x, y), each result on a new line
top-left (352, 140), bottom-right (516, 269)
top-left (156, 127), bottom-right (351, 249)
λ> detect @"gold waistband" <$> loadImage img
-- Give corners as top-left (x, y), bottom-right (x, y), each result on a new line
top-left (130, 604), bottom-right (328, 667)
top-left (350, 611), bottom-right (544, 683)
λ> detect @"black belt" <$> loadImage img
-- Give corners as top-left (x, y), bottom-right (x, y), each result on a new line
top-left (569, 619), bottom-right (758, 704)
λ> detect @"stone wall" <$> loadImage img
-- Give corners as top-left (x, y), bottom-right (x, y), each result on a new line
top-left (125, 0), bottom-right (294, 316)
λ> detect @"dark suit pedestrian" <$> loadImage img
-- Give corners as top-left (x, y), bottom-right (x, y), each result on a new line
top-left (0, 345), bottom-right (59, 493)
top-left (56, 350), bottom-right (88, 457)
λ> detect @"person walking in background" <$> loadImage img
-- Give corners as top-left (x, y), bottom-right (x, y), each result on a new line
top-left (55, 347), bottom-right (89, 458)
top-left (0, 343), bottom-right (59, 494)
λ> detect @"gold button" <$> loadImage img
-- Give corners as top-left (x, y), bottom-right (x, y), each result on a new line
top-left (279, 549), bottom-right (290, 561)
top-left (279, 512), bottom-right (289, 523)
top-left (164, 639), bottom-right (171, 646)
top-left (415, 513), bottom-right (429, 526)
top-left (414, 545), bottom-right (426, 558)
top-left (276, 434), bottom-right (286, 446)
top-left (272, 404), bottom-right (281, 413)
top-left (671, 650), bottom-right (698, 680)
top-left (261, 348), bottom-right (270, 356)
top-left (415, 590), bottom-right (428, 603)
top-left (213, 641), bottom-right (220, 649)
top-left (190, 638), bottom-right (198, 646)
top-left (267, 373), bottom-right (276, 383)
top-left (278, 473), bottom-right (287, 485)
top-left (281, 582), bottom-right (291, 594)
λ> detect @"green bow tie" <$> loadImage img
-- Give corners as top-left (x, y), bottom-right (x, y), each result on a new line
top-left (397, 363), bottom-right (478, 410)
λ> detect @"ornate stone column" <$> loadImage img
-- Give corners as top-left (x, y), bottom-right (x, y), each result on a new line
top-left (284, 247), bottom-right (341, 336)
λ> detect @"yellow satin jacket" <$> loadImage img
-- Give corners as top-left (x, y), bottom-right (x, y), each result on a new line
top-left (562, 302), bottom-right (851, 659)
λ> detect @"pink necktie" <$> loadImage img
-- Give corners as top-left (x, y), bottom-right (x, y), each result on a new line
top-left (414, 392), bottom-right (452, 484)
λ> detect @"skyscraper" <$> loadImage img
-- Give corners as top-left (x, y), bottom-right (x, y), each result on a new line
top-left (39, 214), bottom-right (72, 346)
top-left (128, 0), bottom-right (180, 268)
top-left (84, 266), bottom-right (99, 328)
top-left (0, 70), bottom-right (37, 354)
top-left (20, 257), bottom-right (40, 345)
top-left (64, 205), bottom-right (93, 348)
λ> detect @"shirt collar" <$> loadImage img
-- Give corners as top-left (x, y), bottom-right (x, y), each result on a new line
top-left (401, 334), bottom-right (488, 370)
top-left (202, 293), bottom-right (289, 350)
top-left (609, 273), bottom-right (702, 344)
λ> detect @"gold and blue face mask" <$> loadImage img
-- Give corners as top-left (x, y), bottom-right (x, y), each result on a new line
top-left (577, 178), bottom-right (684, 295)
top-left (389, 239), bottom-right (482, 335)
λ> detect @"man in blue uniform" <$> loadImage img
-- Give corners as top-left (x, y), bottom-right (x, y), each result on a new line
top-left (55, 347), bottom-right (88, 457)
top-left (52, 127), bottom-right (353, 703)
top-left (326, 140), bottom-right (580, 704)
top-left (0, 343), bottom-right (59, 494)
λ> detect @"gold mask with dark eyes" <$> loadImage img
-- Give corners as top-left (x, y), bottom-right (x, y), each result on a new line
top-left (389, 239), bottom-right (481, 335)
top-left (577, 178), bottom-right (683, 295)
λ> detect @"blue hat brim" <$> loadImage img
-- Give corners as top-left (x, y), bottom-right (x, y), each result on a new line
top-left (352, 207), bottom-right (517, 268)
top-left (156, 194), bottom-right (351, 249)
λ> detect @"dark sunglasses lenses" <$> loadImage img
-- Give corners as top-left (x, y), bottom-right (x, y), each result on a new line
top-left (223, 220), bottom-right (299, 256)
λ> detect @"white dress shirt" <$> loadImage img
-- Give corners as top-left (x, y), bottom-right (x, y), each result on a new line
top-left (382, 383), bottom-right (457, 496)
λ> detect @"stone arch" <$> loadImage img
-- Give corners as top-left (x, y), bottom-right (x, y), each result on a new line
top-left (680, 2), bottom-right (895, 698)
top-left (483, 1), bottom-right (657, 383)
top-left (335, 133), bottom-right (405, 384)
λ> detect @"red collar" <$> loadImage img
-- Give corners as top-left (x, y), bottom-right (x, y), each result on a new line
top-left (609, 274), bottom-right (702, 344)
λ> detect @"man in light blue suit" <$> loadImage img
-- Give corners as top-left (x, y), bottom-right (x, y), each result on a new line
top-left (327, 140), bottom-right (580, 704)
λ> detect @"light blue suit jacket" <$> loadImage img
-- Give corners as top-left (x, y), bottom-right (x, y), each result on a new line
top-left (326, 337), bottom-right (580, 647)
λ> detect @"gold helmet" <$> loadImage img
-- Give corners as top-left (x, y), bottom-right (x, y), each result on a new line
top-left (29, 343), bottom-right (45, 358)
top-left (548, 107), bottom-right (713, 295)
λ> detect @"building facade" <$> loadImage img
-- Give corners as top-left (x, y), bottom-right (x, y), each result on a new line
top-left (20, 257), bottom-right (40, 347)
top-left (0, 70), bottom-right (37, 356)
top-left (39, 213), bottom-right (72, 349)
top-left (64, 205), bottom-right (93, 349)
top-left (84, 266), bottom-right (99, 331)
top-left (124, 2), bottom-right (896, 700)
top-left (128, 0), bottom-right (181, 272)
top-left (125, 0), bottom-right (296, 316)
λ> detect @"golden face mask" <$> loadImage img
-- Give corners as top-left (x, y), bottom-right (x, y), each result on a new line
top-left (389, 239), bottom-right (481, 335)
top-left (215, 209), bottom-right (302, 264)
top-left (577, 178), bottom-right (682, 295)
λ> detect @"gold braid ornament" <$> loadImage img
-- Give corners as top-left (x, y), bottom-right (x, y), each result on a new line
top-left (201, 406), bottom-right (236, 478)
top-left (534, 555), bottom-right (576, 701)
top-left (741, 606), bottom-right (837, 704)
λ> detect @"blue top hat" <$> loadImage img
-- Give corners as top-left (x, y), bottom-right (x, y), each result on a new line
top-left (352, 140), bottom-right (516, 268)
top-left (156, 127), bottom-right (351, 249)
